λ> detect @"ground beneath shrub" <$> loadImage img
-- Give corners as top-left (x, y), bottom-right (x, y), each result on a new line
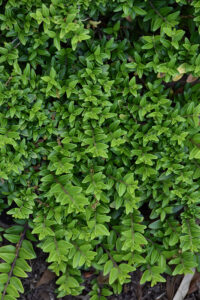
top-left (18, 250), bottom-right (200, 300)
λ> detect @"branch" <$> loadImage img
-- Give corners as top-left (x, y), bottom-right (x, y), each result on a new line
top-left (101, 244), bottom-right (119, 269)
top-left (108, 175), bottom-right (129, 187)
top-left (2, 222), bottom-right (28, 300)
top-left (180, 15), bottom-right (193, 19)
top-left (36, 198), bottom-right (49, 208)
top-left (11, 37), bottom-right (19, 44)
top-left (149, 1), bottom-right (167, 22)
top-left (14, 42), bottom-right (21, 49)
top-left (54, 177), bottom-right (75, 204)
top-left (5, 76), bottom-right (12, 86)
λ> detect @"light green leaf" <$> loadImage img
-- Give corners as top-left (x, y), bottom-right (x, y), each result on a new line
top-left (0, 263), bottom-right (11, 273)
top-left (3, 234), bottom-right (20, 244)
top-left (6, 284), bottom-right (19, 298)
top-left (117, 183), bottom-right (126, 197)
top-left (109, 267), bottom-right (118, 284)
top-left (95, 224), bottom-right (110, 236)
top-left (140, 270), bottom-right (151, 284)
top-left (73, 251), bottom-right (80, 268)
top-left (0, 253), bottom-right (15, 264)
top-left (13, 266), bottom-right (28, 278)
top-left (19, 240), bottom-right (36, 259)
top-left (10, 276), bottom-right (24, 293)
top-left (103, 260), bottom-right (113, 275)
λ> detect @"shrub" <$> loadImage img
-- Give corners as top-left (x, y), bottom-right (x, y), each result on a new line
top-left (0, 0), bottom-right (200, 298)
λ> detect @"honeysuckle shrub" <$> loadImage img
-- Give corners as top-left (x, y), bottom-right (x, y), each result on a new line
top-left (1, 0), bottom-right (200, 298)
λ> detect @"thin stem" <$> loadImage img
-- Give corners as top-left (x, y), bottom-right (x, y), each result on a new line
top-left (5, 76), bottom-right (12, 86)
top-left (180, 15), bottom-right (193, 19)
top-left (11, 37), bottom-right (19, 44)
top-left (36, 198), bottom-right (49, 208)
top-left (14, 42), bottom-right (21, 49)
top-left (130, 214), bottom-right (135, 243)
top-left (149, 1), bottom-right (167, 22)
top-left (2, 222), bottom-right (28, 300)
top-left (108, 175), bottom-right (129, 187)
top-left (101, 244), bottom-right (119, 269)
top-left (183, 113), bottom-right (200, 118)
top-left (54, 177), bottom-right (75, 204)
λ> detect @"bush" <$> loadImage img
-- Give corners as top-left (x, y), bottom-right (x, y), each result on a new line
top-left (1, 0), bottom-right (200, 298)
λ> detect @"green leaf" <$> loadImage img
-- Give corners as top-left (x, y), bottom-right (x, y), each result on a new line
top-left (73, 251), bottom-right (80, 268)
top-left (4, 295), bottom-right (16, 300)
top-left (0, 251), bottom-right (15, 264)
top-left (16, 258), bottom-right (32, 272)
top-left (19, 240), bottom-right (36, 259)
top-left (0, 273), bottom-right (8, 284)
top-left (41, 174), bottom-right (54, 182)
top-left (6, 284), bottom-right (20, 298)
top-left (71, 35), bottom-right (79, 51)
top-left (10, 276), bottom-right (24, 293)
top-left (117, 183), bottom-right (126, 197)
top-left (149, 220), bottom-right (162, 229)
top-left (0, 263), bottom-right (11, 273)
top-left (101, 288), bottom-right (113, 297)
top-left (42, 3), bottom-right (49, 17)
top-left (3, 234), bottom-right (20, 243)
top-left (103, 260), bottom-right (113, 275)
top-left (193, 168), bottom-right (200, 179)
top-left (13, 266), bottom-right (28, 278)
top-left (95, 224), bottom-right (110, 236)
top-left (189, 147), bottom-right (200, 159)
top-left (150, 249), bottom-right (159, 264)
top-left (54, 36), bottom-right (61, 51)
top-left (109, 267), bottom-right (118, 284)
top-left (0, 245), bottom-right (16, 253)
top-left (163, 27), bottom-right (173, 37)
top-left (152, 17), bottom-right (162, 31)
top-left (133, 6), bottom-right (146, 15)
top-left (192, 134), bottom-right (200, 144)
top-left (140, 270), bottom-right (151, 284)
top-left (119, 263), bottom-right (135, 273)
top-left (169, 232), bottom-right (179, 246)
top-left (0, 47), bottom-right (8, 54)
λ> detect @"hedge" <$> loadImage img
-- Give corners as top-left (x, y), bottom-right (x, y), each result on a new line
top-left (0, 0), bottom-right (200, 299)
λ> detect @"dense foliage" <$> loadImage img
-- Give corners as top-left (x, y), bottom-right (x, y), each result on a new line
top-left (1, 0), bottom-right (200, 298)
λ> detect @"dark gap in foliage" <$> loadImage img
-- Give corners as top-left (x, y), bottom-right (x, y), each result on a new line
top-left (139, 202), bottom-right (152, 222)
top-left (35, 64), bottom-right (43, 76)
top-left (0, 206), bottom-right (16, 226)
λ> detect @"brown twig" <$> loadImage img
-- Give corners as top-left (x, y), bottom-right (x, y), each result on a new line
top-left (14, 42), bottom-right (20, 49)
top-left (54, 177), bottom-right (75, 204)
top-left (164, 78), bottom-right (200, 89)
top-left (180, 15), bottom-right (193, 19)
top-left (101, 244), bottom-right (119, 269)
top-left (149, 1), bottom-right (167, 22)
top-left (36, 199), bottom-right (49, 207)
top-left (5, 76), bottom-right (12, 86)
top-left (1, 222), bottom-right (28, 300)
top-left (11, 37), bottom-right (19, 44)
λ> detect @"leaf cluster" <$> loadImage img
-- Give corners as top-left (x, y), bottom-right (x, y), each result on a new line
top-left (0, 0), bottom-right (200, 298)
